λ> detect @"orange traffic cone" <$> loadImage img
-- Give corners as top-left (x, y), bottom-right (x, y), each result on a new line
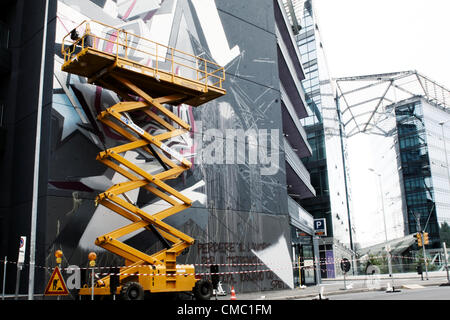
top-left (230, 286), bottom-right (237, 300)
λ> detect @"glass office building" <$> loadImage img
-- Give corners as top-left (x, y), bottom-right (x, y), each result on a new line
top-left (335, 71), bottom-right (450, 251)
top-left (282, 0), bottom-right (355, 278)
top-left (393, 97), bottom-right (450, 249)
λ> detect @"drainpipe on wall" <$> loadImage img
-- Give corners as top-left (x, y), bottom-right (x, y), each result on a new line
top-left (28, 0), bottom-right (49, 301)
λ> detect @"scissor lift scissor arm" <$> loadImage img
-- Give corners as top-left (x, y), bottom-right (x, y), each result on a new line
top-left (60, 20), bottom-right (226, 298)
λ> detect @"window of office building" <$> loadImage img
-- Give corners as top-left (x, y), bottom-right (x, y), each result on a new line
top-left (395, 101), bottom-right (440, 247)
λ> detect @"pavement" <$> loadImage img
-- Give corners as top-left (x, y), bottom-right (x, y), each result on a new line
top-left (215, 271), bottom-right (450, 300)
top-left (3, 271), bottom-right (448, 301)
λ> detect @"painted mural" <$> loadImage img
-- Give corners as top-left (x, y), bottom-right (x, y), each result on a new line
top-left (48, 0), bottom-right (292, 293)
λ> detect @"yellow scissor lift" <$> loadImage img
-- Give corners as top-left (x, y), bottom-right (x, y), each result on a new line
top-left (61, 20), bottom-right (226, 300)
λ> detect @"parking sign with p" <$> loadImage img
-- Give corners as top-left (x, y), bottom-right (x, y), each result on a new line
top-left (314, 218), bottom-right (327, 236)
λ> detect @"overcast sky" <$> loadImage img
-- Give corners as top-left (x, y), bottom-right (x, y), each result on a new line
top-left (313, 0), bottom-right (450, 90)
top-left (310, 0), bottom-right (450, 247)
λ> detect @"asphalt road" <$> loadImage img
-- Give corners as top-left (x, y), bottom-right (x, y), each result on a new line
top-left (300, 285), bottom-right (450, 300)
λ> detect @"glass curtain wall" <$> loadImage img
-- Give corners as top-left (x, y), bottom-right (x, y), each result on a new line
top-left (297, 0), bottom-right (330, 225)
top-left (395, 100), bottom-right (440, 248)
top-left (294, 0), bottom-right (354, 277)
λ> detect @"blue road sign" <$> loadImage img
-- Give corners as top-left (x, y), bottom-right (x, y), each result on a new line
top-left (314, 218), bottom-right (327, 236)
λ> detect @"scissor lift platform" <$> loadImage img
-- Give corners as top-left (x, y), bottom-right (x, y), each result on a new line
top-left (60, 20), bottom-right (226, 300)
top-left (61, 20), bottom-right (226, 107)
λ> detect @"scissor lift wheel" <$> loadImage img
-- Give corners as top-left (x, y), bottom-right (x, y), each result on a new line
top-left (120, 282), bottom-right (145, 301)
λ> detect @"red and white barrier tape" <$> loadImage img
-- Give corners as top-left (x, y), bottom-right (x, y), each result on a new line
top-left (0, 253), bottom-right (431, 275)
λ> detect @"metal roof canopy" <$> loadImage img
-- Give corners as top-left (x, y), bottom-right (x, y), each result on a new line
top-left (334, 70), bottom-right (450, 138)
top-left (357, 234), bottom-right (416, 257)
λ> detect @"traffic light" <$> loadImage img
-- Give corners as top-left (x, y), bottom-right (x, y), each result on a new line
top-left (414, 232), bottom-right (423, 247)
top-left (423, 232), bottom-right (429, 245)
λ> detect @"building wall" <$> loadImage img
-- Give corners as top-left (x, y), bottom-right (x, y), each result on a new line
top-left (422, 100), bottom-right (450, 231)
top-left (288, 0), bottom-right (354, 276)
top-left (42, 0), bottom-right (311, 294)
top-left (393, 97), bottom-right (449, 249)
top-left (0, 0), bottom-right (57, 295)
top-left (274, 0), bottom-right (319, 286)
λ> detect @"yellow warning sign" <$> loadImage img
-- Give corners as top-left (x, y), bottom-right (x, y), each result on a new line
top-left (44, 266), bottom-right (69, 296)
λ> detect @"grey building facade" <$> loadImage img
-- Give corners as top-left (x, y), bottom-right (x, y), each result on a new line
top-left (274, 0), bottom-right (318, 286)
top-left (282, 0), bottom-right (355, 278)
top-left (0, 0), bottom-right (57, 297)
top-left (0, 0), bottom-right (316, 296)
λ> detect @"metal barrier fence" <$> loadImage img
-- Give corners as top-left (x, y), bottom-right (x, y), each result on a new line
top-left (1, 254), bottom-right (447, 277)
top-left (1, 255), bottom-right (448, 299)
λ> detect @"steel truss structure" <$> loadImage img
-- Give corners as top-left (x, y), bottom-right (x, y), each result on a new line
top-left (335, 70), bottom-right (450, 137)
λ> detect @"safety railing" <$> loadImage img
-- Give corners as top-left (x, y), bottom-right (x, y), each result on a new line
top-left (61, 20), bottom-right (225, 90)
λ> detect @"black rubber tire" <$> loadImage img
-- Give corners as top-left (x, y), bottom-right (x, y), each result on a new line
top-left (120, 282), bottom-right (145, 300)
top-left (193, 279), bottom-right (213, 300)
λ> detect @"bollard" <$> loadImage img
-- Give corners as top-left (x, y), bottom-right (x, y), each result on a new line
top-left (88, 252), bottom-right (96, 301)
top-left (313, 285), bottom-right (328, 300)
top-left (441, 243), bottom-right (450, 286)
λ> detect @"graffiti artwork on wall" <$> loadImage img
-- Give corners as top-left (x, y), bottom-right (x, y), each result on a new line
top-left (49, 0), bottom-right (291, 292)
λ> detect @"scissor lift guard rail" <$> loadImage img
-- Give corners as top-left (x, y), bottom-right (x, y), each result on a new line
top-left (61, 20), bottom-right (226, 300)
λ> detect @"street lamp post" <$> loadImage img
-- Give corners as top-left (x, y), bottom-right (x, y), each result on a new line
top-left (439, 120), bottom-right (450, 283)
top-left (368, 168), bottom-right (393, 279)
